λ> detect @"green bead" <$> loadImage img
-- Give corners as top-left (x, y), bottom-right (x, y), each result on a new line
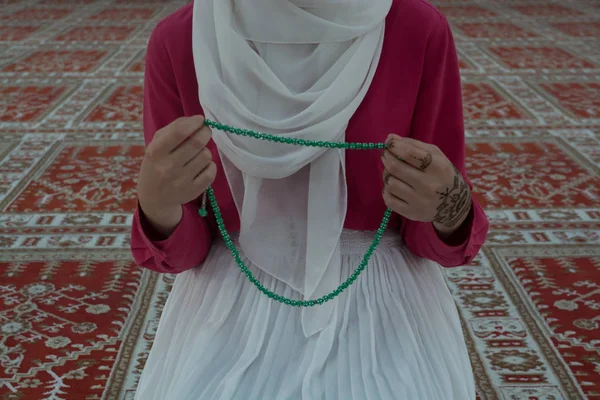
top-left (298, 139), bottom-right (306, 146)
top-left (349, 143), bottom-right (356, 149)
top-left (368, 143), bottom-right (376, 149)
top-left (309, 300), bottom-right (316, 306)
top-left (198, 208), bottom-right (207, 217)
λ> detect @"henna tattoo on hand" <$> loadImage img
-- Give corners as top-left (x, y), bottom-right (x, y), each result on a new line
top-left (433, 166), bottom-right (472, 228)
top-left (420, 153), bottom-right (432, 170)
top-left (383, 171), bottom-right (392, 185)
top-left (410, 153), bottom-right (432, 170)
top-left (408, 152), bottom-right (433, 170)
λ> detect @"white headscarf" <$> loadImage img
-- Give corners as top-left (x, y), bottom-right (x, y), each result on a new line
top-left (192, 0), bottom-right (391, 337)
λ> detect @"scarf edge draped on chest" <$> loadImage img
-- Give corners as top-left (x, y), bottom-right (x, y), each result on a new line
top-left (192, 0), bottom-right (391, 337)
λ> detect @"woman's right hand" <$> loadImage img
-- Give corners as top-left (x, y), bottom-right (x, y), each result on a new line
top-left (137, 115), bottom-right (217, 237)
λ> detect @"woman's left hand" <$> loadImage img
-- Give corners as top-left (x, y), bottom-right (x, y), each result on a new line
top-left (381, 134), bottom-right (472, 236)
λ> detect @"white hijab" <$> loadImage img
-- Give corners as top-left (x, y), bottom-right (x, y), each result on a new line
top-left (192, 0), bottom-right (391, 337)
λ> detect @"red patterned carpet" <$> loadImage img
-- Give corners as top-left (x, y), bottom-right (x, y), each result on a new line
top-left (0, 0), bottom-right (598, 399)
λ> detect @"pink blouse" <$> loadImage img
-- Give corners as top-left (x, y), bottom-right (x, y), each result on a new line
top-left (130, 0), bottom-right (489, 273)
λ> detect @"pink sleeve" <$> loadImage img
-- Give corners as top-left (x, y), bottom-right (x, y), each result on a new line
top-left (400, 14), bottom-right (488, 268)
top-left (130, 24), bottom-right (213, 274)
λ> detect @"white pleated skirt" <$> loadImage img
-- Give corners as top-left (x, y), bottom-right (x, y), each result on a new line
top-left (135, 230), bottom-right (475, 400)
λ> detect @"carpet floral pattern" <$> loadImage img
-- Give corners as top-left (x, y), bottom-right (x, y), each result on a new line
top-left (0, 0), bottom-right (598, 399)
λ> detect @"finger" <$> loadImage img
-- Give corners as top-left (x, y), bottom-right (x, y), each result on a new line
top-left (387, 134), bottom-right (437, 152)
top-left (150, 115), bottom-right (206, 157)
top-left (385, 173), bottom-right (418, 204)
top-left (388, 134), bottom-right (435, 151)
top-left (192, 161), bottom-right (217, 189)
top-left (382, 185), bottom-right (409, 213)
top-left (182, 148), bottom-right (213, 181)
top-left (381, 150), bottom-right (423, 188)
top-left (171, 126), bottom-right (212, 165)
top-left (387, 138), bottom-right (433, 171)
top-left (382, 170), bottom-right (392, 185)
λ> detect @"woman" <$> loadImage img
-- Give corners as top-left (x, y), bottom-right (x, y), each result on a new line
top-left (131, 0), bottom-right (489, 399)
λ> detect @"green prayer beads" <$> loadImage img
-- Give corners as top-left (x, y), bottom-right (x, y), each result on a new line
top-left (204, 119), bottom-right (387, 151)
top-left (200, 118), bottom-right (392, 307)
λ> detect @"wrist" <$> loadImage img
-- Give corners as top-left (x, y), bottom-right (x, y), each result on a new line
top-left (138, 199), bottom-right (183, 239)
top-left (432, 200), bottom-right (472, 238)
top-left (433, 218), bottom-right (464, 236)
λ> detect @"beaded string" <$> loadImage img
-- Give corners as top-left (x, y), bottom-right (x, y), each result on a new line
top-left (199, 118), bottom-right (392, 307)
